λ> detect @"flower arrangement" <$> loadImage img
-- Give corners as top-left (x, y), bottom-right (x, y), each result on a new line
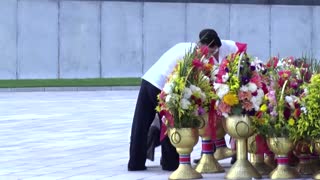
top-left (295, 69), bottom-right (320, 140)
top-left (213, 53), bottom-right (266, 118)
top-left (156, 45), bottom-right (216, 128)
top-left (252, 56), bottom-right (313, 138)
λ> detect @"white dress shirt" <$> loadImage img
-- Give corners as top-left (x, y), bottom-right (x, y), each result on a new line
top-left (142, 40), bottom-right (239, 90)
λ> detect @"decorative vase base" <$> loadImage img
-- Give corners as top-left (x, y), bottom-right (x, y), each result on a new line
top-left (313, 171), bottom-right (320, 180)
top-left (269, 165), bottom-right (300, 179)
top-left (225, 159), bottom-right (261, 179)
top-left (251, 162), bottom-right (272, 176)
top-left (195, 153), bottom-right (224, 173)
top-left (169, 164), bottom-right (202, 180)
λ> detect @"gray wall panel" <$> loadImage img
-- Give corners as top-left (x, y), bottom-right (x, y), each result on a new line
top-left (271, 5), bottom-right (312, 58)
top-left (101, 2), bottom-right (143, 78)
top-left (0, 0), bottom-right (17, 79)
top-left (18, 0), bottom-right (58, 79)
top-left (313, 6), bottom-right (320, 59)
top-left (143, 2), bottom-right (185, 73)
top-left (230, 4), bottom-right (270, 61)
top-left (186, 3), bottom-right (230, 43)
top-left (60, 1), bottom-right (100, 78)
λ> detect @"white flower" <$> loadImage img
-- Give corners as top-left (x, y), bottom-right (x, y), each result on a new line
top-left (257, 89), bottom-right (264, 99)
top-left (200, 92), bottom-right (206, 101)
top-left (203, 75), bottom-right (210, 83)
top-left (301, 107), bottom-right (307, 114)
top-left (163, 82), bottom-right (173, 94)
top-left (183, 87), bottom-right (192, 99)
top-left (240, 85), bottom-right (249, 92)
top-left (181, 98), bottom-right (191, 109)
top-left (165, 94), bottom-right (171, 103)
top-left (222, 113), bottom-right (229, 118)
top-left (285, 96), bottom-right (295, 109)
top-left (248, 82), bottom-right (257, 92)
top-left (214, 83), bottom-right (230, 99)
top-left (190, 85), bottom-right (201, 93)
top-left (251, 89), bottom-right (264, 111)
top-left (222, 73), bottom-right (229, 83)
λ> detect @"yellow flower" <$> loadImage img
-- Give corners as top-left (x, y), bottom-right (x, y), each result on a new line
top-left (260, 104), bottom-right (268, 112)
top-left (223, 93), bottom-right (239, 106)
top-left (288, 118), bottom-right (295, 126)
top-left (258, 118), bottom-right (267, 125)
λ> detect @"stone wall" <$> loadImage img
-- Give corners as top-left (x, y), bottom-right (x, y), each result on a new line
top-left (0, 0), bottom-right (319, 79)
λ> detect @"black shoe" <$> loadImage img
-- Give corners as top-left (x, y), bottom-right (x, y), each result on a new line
top-left (230, 155), bottom-right (237, 164)
top-left (128, 164), bottom-right (147, 171)
top-left (193, 158), bottom-right (200, 164)
top-left (160, 157), bottom-right (178, 171)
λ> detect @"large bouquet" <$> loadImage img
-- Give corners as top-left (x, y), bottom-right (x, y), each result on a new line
top-left (213, 53), bottom-right (266, 118)
top-left (156, 46), bottom-right (216, 128)
top-left (294, 59), bottom-right (320, 141)
top-left (253, 57), bottom-right (312, 138)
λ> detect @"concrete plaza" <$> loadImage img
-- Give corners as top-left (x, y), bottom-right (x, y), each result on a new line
top-left (0, 90), bottom-right (310, 180)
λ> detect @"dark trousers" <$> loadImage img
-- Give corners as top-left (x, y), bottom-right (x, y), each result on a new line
top-left (128, 79), bottom-right (178, 170)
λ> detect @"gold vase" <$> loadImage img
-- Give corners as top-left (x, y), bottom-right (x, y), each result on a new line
top-left (267, 137), bottom-right (300, 179)
top-left (248, 134), bottom-right (272, 175)
top-left (195, 115), bottom-right (224, 173)
top-left (214, 117), bottom-right (235, 160)
top-left (265, 153), bottom-right (277, 169)
top-left (168, 128), bottom-right (202, 180)
top-left (223, 115), bottom-right (261, 179)
top-left (294, 140), bottom-right (314, 175)
top-left (312, 138), bottom-right (320, 179)
top-left (310, 153), bottom-right (320, 173)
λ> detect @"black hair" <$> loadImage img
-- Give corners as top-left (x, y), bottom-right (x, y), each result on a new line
top-left (199, 29), bottom-right (222, 48)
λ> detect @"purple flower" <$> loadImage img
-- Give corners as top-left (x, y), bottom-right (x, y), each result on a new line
top-left (198, 107), bottom-right (205, 115)
top-left (241, 76), bottom-right (250, 85)
top-left (250, 66), bottom-right (256, 71)
top-left (225, 67), bottom-right (229, 73)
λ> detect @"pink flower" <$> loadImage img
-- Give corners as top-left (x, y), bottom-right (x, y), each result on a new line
top-left (192, 59), bottom-right (203, 69)
top-left (218, 101), bottom-right (231, 114)
top-left (267, 57), bottom-right (279, 68)
top-left (250, 72), bottom-right (262, 88)
top-left (279, 70), bottom-right (291, 79)
top-left (238, 91), bottom-right (252, 101)
top-left (208, 57), bottom-right (214, 65)
top-left (200, 46), bottom-right (209, 56)
top-left (242, 100), bottom-right (254, 111)
top-left (160, 110), bottom-right (174, 127)
top-left (267, 90), bottom-right (277, 106)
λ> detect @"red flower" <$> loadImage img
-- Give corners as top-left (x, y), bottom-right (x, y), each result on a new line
top-left (262, 83), bottom-right (268, 94)
top-left (192, 59), bottom-right (203, 69)
top-left (208, 57), bottom-right (214, 65)
top-left (284, 107), bottom-right (291, 120)
top-left (279, 70), bottom-right (291, 79)
top-left (256, 111), bottom-right (263, 118)
top-left (200, 46), bottom-right (209, 56)
top-left (252, 91), bottom-right (258, 96)
top-left (294, 109), bottom-right (301, 118)
top-left (267, 57), bottom-right (278, 68)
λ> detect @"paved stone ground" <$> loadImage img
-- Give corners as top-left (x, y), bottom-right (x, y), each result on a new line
top-left (0, 90), bottom-right (312, 180)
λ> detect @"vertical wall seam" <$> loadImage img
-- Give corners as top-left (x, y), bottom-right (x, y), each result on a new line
top-left (310, 6), bottom-right (314, 58)
top-left (16, 0), bottom-right (19, 79)
top-left (184, 2), bottom-right (187, 42)
top-left (99, 1), bottom-right (102, 78)
top-left (269, 4), bottom-right (271, 58)
top-left (141, 2), bottom-right (144, 75)
top-left (58, 0), bottom-right (61, 79)
top-left (228, 3), bottom-right (231, 39)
